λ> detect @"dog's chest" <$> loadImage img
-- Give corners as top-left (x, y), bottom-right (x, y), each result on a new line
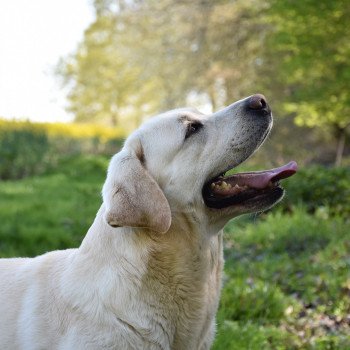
top-left (141, 233), bottom-right (224, 349)
top-left (62, 232), bottom-right (224, 349)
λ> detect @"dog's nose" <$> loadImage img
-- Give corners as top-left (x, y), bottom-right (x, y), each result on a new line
top-left (247, 94), bottom-right (269, 112)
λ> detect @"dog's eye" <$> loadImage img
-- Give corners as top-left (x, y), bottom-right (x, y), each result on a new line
top-left (185, 122), bottom-right (203, 139)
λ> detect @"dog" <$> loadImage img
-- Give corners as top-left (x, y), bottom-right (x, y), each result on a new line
top-left (0, 94), bottom-right (297, 349)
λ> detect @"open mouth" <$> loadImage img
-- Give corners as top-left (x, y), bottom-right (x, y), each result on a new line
top-left (203, 161), bottom-right (298, 209)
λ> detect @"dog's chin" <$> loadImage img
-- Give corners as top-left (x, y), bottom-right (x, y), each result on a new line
top-left (202, 161), bottom-right (297, 213)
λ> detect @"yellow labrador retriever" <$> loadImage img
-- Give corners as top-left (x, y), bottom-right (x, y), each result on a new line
top-left (0, 94), bottom-right (297, 349)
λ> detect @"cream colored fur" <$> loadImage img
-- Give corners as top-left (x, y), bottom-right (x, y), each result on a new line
top-left (0, 96), bottom-right (273, 349)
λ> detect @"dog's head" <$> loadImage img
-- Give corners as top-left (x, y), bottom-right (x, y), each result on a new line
top-left (102, 94), bottom-right (297, 233)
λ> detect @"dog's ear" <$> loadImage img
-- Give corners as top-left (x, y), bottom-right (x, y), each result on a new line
top-left (102, 140), bottom-right (171, 234)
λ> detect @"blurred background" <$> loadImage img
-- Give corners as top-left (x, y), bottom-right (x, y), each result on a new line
top-left (0, 0), bottom-right (349, 349)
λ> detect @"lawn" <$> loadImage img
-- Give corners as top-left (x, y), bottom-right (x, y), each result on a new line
top-left (0, 156), bottom-right (349, 349)
top-left (214, 211), bottom-right (350, 349)
top-left (0, 155), bottom-right (108, 257)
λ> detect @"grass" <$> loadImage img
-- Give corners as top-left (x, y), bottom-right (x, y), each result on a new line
top-left (0, 155), bottom-right (108, 257)
top-left (214, 210), bottom-right (350, 349)
top-left (0, 156), bottom-right (349, 349)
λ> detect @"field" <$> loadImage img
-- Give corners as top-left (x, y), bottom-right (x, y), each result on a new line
top-left (1, 0), bottom-right (349, 347)
top-left (0, 153), bottom-right (349, 349)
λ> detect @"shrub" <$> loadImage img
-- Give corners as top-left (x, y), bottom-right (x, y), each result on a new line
top-left (0, 128), bottom-right (50, 179)
top-left (0, 119), bottom-right (124, 180)
top-left (282, 166), bottom-right (350, 217)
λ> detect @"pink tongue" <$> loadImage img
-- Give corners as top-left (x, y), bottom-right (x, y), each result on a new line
top-left (234, 161), bottom-right (298, 189)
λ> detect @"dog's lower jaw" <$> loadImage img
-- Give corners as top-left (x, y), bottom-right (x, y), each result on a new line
top-left (74, 205), bottom-right (224, 349)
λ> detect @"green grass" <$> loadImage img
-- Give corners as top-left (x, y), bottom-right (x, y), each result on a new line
top-left (214, 210), bottom-right (350, 349)
top-left (0, 155), bottom-right (108, 257)
top-left (0, 156), bottom-right (349, 349)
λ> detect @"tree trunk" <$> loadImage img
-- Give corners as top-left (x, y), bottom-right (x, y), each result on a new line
top-left (335, 128), bottom-right (346, 167)
top-left (208, 87), bottom-right (217, 112)
top-left (110, 111), bottom-right (118, 127)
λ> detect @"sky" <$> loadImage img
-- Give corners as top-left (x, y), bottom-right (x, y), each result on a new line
top-left (0, 0), bottom-right (94, 122)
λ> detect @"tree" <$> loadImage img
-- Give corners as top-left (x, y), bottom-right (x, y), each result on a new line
top-left (134, 0), bottom-right (269, 110)
top-left (58, 0), bottom-right (164, 129)
top-left (58, 0), bottom-right (270, 128)
top-left (260, 0), bottom-right (350, 165)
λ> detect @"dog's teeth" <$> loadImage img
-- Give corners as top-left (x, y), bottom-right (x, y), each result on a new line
top-left (234, 184), bottom-right (240, 189)
top-left (212, 181), bottom-right (234, 191)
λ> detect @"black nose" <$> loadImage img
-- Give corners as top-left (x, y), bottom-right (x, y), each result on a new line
top-left (247, 94), bottom-right (270, 113)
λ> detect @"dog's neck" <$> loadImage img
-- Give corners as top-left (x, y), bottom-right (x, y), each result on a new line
top-left (79, 204), bottom-right (213, 260)
top-left (70, 204), bottom-right (222, 347)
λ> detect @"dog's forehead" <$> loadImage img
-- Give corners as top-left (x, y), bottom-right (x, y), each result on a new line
top-left (140, 108), bottom-right (204, 132)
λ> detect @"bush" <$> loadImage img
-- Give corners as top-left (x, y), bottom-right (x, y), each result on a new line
top-left (0, 119), bottom-right (124, 180)
top-left (0, 128), bottom-right (50, 179)
top-left (282, 166), bottom-right (350, 217)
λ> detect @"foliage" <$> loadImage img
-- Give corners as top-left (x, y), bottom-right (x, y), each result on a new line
top-left (282, 166), bottom-right (350, 217)
top-left (0, 119), bottom-right (124, 179)
top-left (0, 127), bottom-right (49, 180)
top-left (0, 118), bottom-right (125, 140)
top-left (263, 0), bottom-right (350, 127)
top-left (215, 209), bottom-right (350, 349)
top-left (58, 12), bottom-right (144, 126)
top-left (260, 0), bottom-right (350, 164)
top-left (57, 0), bottom-right (350, 164)
top-left (58, 0), bottom-right (269, 123)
